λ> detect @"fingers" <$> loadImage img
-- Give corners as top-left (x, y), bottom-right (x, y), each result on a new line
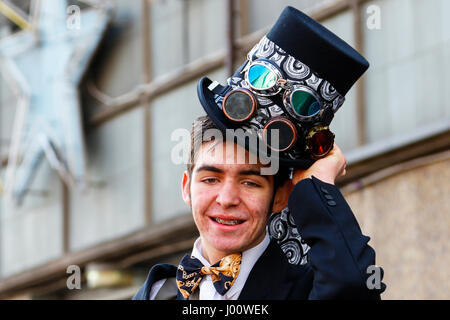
top-left (330, 143), bottom-right (346, 164)
top-left (292, 143), bottom-right (347, 185)
top-left (331, 143), bottom-right (347, 178)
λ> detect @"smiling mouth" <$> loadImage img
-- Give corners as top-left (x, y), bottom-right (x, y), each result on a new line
top-left (211, 217), bottom-right (244, 226)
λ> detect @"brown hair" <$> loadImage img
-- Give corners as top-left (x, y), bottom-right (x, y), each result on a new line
top-left (187, 115), bottom-right (290, 190)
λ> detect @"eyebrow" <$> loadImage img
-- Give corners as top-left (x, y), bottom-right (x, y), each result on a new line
top-left (195, 166), bottom-right (223, 174)
top-left (195, 165), bottom-right (271, 182)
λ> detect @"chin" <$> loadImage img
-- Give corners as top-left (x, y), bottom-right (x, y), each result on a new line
top-left (210, 237), bottom-right (245, 254)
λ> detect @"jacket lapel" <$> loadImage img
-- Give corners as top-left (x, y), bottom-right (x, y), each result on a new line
top-left (238, 239), bottom-right (294, 300)
top-left (146, 240), bottom-right (296, 300)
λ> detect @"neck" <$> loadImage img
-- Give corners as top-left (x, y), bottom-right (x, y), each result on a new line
top-left (201, 247), bottom-right (232, 265)
top-left (200, 233), bottom-right (267, 265)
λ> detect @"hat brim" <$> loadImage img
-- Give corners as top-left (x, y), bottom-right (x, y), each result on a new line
top-left (197, 76), bottom-right (315, 169)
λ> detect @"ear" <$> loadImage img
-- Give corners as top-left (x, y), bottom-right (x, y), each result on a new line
top-left (271, 180), bottom-right (294, 213)
top-left (181, 171), bottom-right (191, 207)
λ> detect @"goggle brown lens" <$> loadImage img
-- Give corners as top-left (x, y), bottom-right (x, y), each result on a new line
top-left (222, 89), bottom-right (256, 122)
top-left (263, 118), bottom-right (297, 152)
top-left (308, 128), bottom-right (334, 158)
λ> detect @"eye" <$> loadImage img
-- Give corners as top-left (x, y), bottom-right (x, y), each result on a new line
top-left (201, 178), bottom-right (219, 184)
top-left (242, 181), bottom-right (260, 188)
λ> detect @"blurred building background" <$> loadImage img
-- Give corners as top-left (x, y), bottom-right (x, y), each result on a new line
top-left (0, 0), bottom-right (448, 300)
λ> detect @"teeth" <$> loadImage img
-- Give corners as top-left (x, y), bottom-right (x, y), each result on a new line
top-left (213, 218), bottom-right (242, 226)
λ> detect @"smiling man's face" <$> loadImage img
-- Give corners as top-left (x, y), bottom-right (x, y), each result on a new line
top-left (182, 140), bottom-right (288, 264)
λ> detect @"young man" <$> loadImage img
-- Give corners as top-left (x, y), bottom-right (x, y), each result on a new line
top-left (134, 6), bottom-right (386, 299)
top-left (133, 116), bottom-right (385, 300)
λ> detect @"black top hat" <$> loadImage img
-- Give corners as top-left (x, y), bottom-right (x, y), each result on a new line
top-left (197, 6), bottom-right (369, 169)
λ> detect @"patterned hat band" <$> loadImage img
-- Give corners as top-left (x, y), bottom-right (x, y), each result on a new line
top-left (210, 36), bottom-right (345, 161)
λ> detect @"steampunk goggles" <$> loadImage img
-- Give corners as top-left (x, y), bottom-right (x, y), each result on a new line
top-left (221, 59), bottom-right (335, 159)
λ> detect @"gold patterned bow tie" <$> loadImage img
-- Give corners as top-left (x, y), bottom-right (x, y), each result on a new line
top-left (176, 253), bottom-right (242, 299)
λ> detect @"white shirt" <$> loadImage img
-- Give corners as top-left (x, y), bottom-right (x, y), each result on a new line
top-left (150, 231), bottom-right (271, 300)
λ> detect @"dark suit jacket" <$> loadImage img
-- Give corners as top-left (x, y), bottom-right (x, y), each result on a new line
top-left (133, 176), bottom-right (386, 300)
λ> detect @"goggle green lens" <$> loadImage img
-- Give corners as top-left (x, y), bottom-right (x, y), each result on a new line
top-left (291, 90), bottom-right (321, 117)
top-left (247, 64), bottom-right (277, 90)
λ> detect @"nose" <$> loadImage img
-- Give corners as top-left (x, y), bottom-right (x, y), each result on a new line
top-left (216, 180), bottom-right (240, 208)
